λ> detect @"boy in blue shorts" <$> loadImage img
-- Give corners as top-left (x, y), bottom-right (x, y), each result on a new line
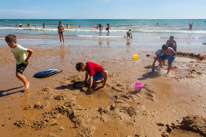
top-left (153, 44), bottom-right (176, 74)
top-left (76, 62), bottom-right (108, 93)
top-left (5, 34), bottom-right (33, 89)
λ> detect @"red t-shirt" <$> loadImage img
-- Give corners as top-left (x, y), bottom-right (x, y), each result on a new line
top-left (86, 62), bottom-right (104, 76)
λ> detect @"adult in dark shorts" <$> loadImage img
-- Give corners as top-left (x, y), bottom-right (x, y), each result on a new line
top-left (57, 21), bottom-right (65, 44)
top-left (127, 29), bottom-right (132, 39)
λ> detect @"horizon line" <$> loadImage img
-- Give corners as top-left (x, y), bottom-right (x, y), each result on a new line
top-left (1, 18), bottom-right (206, 20)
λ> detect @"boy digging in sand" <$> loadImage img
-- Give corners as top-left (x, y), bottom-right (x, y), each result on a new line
top-left (76, 62), bottom-right (108, 93)
top-left (152, 44), bottom-right (176, 74)
top-left (5, 34), bottom-right (33, 89)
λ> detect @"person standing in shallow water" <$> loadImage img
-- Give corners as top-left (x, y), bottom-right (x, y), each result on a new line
top-left (106, 24), bottom-right (110, 33)
top-left (57, 21), bottom-right (65, 44)
top-left (127, 29), bottom-right (132, 39)
top-left (43, 22), bottom-right (45, 29)
top-left (189, 23), bottom-right (193, 30)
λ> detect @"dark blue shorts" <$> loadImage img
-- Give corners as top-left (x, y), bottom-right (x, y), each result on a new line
top-left (16, 63), bottom-right (27, 74)
top-left (93, 70), bottom-right (103, 81)
top-left (159, 54), bottom-right (176, 65)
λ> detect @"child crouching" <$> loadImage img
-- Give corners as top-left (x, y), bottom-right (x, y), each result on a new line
top-left (76, 62), bottom-right (108, 93)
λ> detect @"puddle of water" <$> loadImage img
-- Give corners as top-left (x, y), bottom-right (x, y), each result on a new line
top-left (175, 57), bottom-right (197, 63)
top-left (76, 88), bottom-right (113, 108)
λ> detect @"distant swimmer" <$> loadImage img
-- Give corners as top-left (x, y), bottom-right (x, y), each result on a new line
top-left (19, 24), bottom-right (22, 27)
top-left (43, 22), bottom-right (45, 29)
top-left (127, 29), bottom-right (133, 39)
top-left (166, 36), bottom-right (177, 51)
top-left (57, 20), bottom-right (65, 44)
top-left (189, 22), bottom-right (193, 30)
top-left (27, 23), bottom-right (30, 27)
top-left (106, 23), bottom-right (110, 33)
top-left (99, 24), bottom-right (102, 32)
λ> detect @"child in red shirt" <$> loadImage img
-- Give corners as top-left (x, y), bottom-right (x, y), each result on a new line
top-left (76, 62), bottom-right (108, 93)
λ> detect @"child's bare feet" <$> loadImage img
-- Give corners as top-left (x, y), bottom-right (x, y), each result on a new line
top-left (25, 82), bottom-right (30, 90)
top-left (87, 87), bottom-right (93, 94)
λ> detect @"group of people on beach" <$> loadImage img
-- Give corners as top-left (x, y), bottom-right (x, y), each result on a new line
top-left (5, 34), bottom-right (108, 93)
top-left (7, 19), bottom-right (178, 93)
top-left (5, 32), bottom-right (177, 93)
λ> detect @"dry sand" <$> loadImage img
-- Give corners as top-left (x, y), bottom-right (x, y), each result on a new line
top-left (0, 43), bottom-right (206, 137)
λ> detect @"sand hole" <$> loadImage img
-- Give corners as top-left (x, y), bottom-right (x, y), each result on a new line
top-left (76, 88), bottom-right (114, 108)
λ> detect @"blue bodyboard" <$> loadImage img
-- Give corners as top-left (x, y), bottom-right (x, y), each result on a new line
top-left (33, 69), bottom-right (62, 78)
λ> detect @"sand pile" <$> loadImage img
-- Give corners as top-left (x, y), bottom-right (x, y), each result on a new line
top-left (177, 52), bottom-right (206, 60)
top-left (156, 116), bottom-right (206, 137)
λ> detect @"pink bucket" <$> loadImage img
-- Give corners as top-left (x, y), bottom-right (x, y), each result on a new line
top-left (134, 82), bottom-right (143, 93)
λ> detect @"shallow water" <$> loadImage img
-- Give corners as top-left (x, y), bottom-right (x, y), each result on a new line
top-left (1, 19), bottom-right (206, 54)
top-left (76, 88), bottom-right (114, 108)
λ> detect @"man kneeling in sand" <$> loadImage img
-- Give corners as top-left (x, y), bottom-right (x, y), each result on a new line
top-left (76, 62), bottom-right (108, 93)
top-left (5, 34), bottom-right (33, 89)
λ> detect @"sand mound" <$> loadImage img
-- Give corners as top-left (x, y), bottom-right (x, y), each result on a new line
top-left (177, 52), bottom-right (206, 60)
top-left (178, 116), bottom-right (206, 136)
top-left (160, 116), bottom-right (206, 136)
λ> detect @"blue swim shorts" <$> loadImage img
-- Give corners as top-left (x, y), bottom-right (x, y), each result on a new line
top-left (159, 53), bottom-right (176, 65)
top-left (93, 70), bottom-right (104, 81)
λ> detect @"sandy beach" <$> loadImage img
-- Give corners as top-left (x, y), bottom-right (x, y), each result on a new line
top-left (0, 37), bottom-right (206, 137)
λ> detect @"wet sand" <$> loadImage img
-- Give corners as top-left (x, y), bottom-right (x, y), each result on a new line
top-left (0, 41), bottom-right (206, 137)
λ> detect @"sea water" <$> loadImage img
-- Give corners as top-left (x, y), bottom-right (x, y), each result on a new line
top-left (0, 19), bottom-right (206, 53)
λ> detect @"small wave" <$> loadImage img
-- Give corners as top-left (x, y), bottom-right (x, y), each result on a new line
top-left (133, 29), bottom-right (206, 34)
top-left (77, 35), bottom-right (124, 38)
top-left (0, 27), bottom-right (206, 34)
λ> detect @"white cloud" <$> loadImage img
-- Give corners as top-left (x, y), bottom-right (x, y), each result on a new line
top-left (0, 9), bottom-right (41, 14)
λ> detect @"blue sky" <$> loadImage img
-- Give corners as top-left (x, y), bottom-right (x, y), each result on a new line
top-left (0, 0), bottom-right (206, 19)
